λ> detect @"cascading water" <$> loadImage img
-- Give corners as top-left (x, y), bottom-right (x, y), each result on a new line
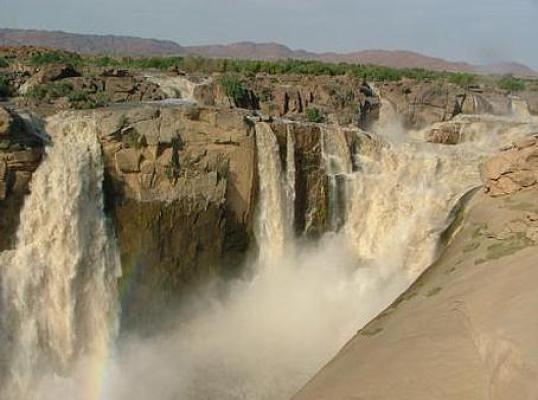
top-left (254, 122), bottom-right (290, 265)
top-left (145, 75), bottom-right (212, 103)
top-left (345, 99), bottom-right (537, 274)
top-left (0, 114), bottom-right (120, 400)
top-left (320, 127), bottom-right (353, 232)
top-left (284, 125), bottom-right (296, 236)
top-left (511, 97), bottom-right (532, 121)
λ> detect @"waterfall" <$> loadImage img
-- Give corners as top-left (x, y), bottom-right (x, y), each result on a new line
top-left (343, 114), bottom-right (534, 274)
top-left (145, 75), bottom-right (212, 103)
top-left (254, 122), bottom-right (288, 265)
top-left (285, 126), bottom-right (296, 237)
top-left (0, 114), bottom-right (120, 400)
top-left (511, 97), bottom-right (532, 121)
top-left (321, 127), bottom-right (353, 232)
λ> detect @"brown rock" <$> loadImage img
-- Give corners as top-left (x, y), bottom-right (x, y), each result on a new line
top-left (115, 148), bottom-right (141, 173)
top-left (509, 171), bottom-right (536, 188)
top-left (485, 140), bottom-right (538, 196)
top-left (0, 159), bottom-right (7, 200)
top-left (514, 136), bottom-right (537, 150)
top-left (19, 64), bottom-right (80, 94)
top-left (0, 107), bottom-right (13, 136)
top-left (484, 152), bottom-right (517, 180)
top-left (426, 124), bottom-right (462, 145)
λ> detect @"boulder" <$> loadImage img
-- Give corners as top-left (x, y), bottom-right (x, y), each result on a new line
top-left (426, 124), bottom-right (462, 145)
top-left (19, 64), bottom-right (80, 94)
top-left (485, 135), bottom-right (538, 196)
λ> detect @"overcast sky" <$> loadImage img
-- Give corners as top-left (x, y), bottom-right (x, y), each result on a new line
top-left (1, 0), bottom-right (537, 68)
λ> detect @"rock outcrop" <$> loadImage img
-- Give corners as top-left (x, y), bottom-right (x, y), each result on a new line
top-left (243, 75), bottom-right (380, 127)
top-left (378, 81), bottom-right (513, 129)
top-left (18, 63), bottom-right (80, 94)
top-left (87, 105), bottom-right (257, 328)
top-left (484, 134), bottom-right (538, 196)
top-left (0, 106), bottom-right (44, 250)
top-left (67, 75), bottom-right (166, 103)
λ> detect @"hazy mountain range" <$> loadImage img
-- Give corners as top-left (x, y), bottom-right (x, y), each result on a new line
top-left (0, 28), bottom-right (535, 76)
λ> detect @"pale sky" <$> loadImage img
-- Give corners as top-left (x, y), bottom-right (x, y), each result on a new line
top-left (1, 0), bottom-right (537, 68)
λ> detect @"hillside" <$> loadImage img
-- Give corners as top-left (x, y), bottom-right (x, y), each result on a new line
top-left (0, 28), bottom-right (535, 76)
top-left (0, 28), bottom-right (184, 55)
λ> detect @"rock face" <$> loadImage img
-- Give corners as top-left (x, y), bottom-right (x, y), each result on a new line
top-left (484, 134), bottom-right (538, 196)
top-left (0, 106), bottom-right (44, 250)
top-left (67, 75), bottom-right (166, 103)
top-left (271, 122), bottom-right (328, 236)
top-left (242, 75), bottom-right (380, 128)
top-left (91, 105), bottom-right (258, 328)
top-left (378, 81), bottom-right (513, 129)
top-left (293, 187), bottom-right (538, 400)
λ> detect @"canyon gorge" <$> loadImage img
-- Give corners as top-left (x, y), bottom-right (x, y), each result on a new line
top-left (1, 48), bottom-right (538, 399)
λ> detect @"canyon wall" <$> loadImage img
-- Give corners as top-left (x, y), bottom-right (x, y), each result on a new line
top-left (1, 80), bottom-right (536, 329)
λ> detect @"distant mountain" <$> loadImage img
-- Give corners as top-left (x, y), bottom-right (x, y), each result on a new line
top-left (0, 28), bottom-right (184, 55)
top-left (478, 62), bottom-right (537, 76)
top-left (0, 28), bottom-right (535, 76)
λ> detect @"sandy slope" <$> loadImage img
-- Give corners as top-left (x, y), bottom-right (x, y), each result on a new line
top-left (293, 188), bottom-right (538, 400)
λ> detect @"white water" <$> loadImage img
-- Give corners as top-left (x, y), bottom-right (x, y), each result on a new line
top-left (254, 122), bottom-right (289, 265)
top-left (285, 125), bottom-right (297, 237)
top-left (145, 75), bottom-right (212, 103)
top-left (511, 97), bottom-right (532, 121)
top-left (0, 114), bottom-right (120, 400)
top-left (321, 127), bottom-right (353, 232)
top-left (351, 100), bottom-right (537, 273)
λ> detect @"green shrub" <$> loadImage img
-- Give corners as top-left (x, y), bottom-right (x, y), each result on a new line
top-left (28, 51), bottom-right (81, 66)
top-left (67, 89), bottom-right (90, 103)
top-left (24, 81), bottom-right (102, 109)
top-left (25, 81), bottom-right (74, 101)
top-left (0, 76), bottom-right (10, 97)
top-left (449, 73), bottom-right (476, 87)
top-left (122, 129), bottom-right (142, 149)
top-left (219, 74), bottom-right (248, 105)
top-left (94, 91), bottom-right (111, 107)
top-left (497, 75), bottom-right (526, 92)
top-left (306, 107), bottom-right (324, 123)
top-left (75, 52), bottom-right (484, 84)
top-left (0, 57), bottom-right (9, 68)
top-left (258, 87), bottom-right (272, 102)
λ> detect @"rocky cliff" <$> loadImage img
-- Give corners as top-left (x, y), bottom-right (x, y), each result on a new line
top-left (0, 106), bottom-right (43, 250)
